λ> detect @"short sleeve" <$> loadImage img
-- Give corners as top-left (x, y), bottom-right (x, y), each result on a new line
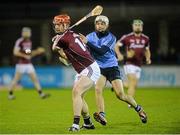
top-left (118, 35), bottom-right (127, 46)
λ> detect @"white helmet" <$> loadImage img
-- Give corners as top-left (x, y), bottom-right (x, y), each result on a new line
top-left (95, 15), bottom-right (109, 25)
top-left (22, 27), bottom-right (31, 33)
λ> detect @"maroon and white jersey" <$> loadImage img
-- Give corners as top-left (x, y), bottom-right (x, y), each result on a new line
top-left (14, 37), bottom-right (32, 64)
top-left (119, 32), bottom-right (150, 67)
top-left (52, 30), bottom-right (95, 73)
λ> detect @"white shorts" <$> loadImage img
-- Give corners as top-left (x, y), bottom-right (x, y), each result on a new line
top-left (124, 64), bottom-right (141, 79)
top-left (15, 64), bottom-right (35, 74)
top-left (75, 62), bottom-right (100, 84)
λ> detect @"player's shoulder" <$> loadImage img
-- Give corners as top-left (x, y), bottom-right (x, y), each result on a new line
top-left (66, 30), bottom-right (74, 34)
top-left (16, 37), bottom-right (24, 42)
top-left (120, 32), bottom-right (133, 41)
top-left (86, 31), bottom-right (96, 40)
top-left (87, 31), bottom-right (95, 36)
top-left (15, 37), bottom-right (24, 46)
top-left (107, 32), bottom-right (116, 41)
top-left (108, 32), bottom-right (116, 38)
top-left (141, 33), bottom-right (149, 40)
top-left (125, 32), bottom-right (134, 38)
top-left (52, 33), bottom-right (65, 44)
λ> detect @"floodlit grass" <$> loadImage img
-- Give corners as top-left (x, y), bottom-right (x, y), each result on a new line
top-left (0, 87), bottom-right (180, 134)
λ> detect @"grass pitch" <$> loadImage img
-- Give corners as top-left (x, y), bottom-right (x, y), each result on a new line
top-left (0, 87), bottom-right (180, 134)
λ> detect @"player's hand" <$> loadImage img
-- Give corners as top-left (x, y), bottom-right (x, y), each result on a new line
top-left (146, 59), bottom-right (151, 64)
top-left (117, 54), bottom-right (124, 61)
top-left (58, 48), bottom-right (67, 59)
top-left (127, 49), bottom-right (135, 58)
top-left (59, 57), bottom-right (71, 66)
top-left (79, 33), bottom-right (87, 44)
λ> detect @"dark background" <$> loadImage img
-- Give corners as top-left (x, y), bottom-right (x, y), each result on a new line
top-left (0, 0), bottom-right (180, 66)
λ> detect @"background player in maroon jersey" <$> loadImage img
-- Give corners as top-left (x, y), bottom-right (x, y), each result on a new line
top-left (8, 27), bottom-right (49, 100)
top-left (52, 14), bottom-right (101, 132)
top-left (115, 19), bottom-right (151, 107)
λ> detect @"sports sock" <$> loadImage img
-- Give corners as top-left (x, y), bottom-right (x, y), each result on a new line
top-left (99, 112), bottom-right (106, 117)
top-left (83, 115), bottom-right (91, 125)
top-left (135, 105), bottom-right (142, 112)
top-left (9, 90), bottom-right (13, 95)
top-left (38, 90), bottom-right (42, 95)
top-left (73, 115), bottom-right (80, 125)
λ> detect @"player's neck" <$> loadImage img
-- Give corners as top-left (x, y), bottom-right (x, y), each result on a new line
top-left (96, 31), bottom-right (109, 38)
top-left (134, 32), bottom-right (141, 37)
top-left (23, 37), bottom-right (30, 40)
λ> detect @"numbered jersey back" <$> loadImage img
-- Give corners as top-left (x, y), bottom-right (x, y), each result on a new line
top-left (54, 30), bottom-right (95, 73)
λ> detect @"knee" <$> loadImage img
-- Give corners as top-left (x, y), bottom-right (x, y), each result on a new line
top-left (72, 85), bottom-right (82, 97)
top-left (116, 92), bottom-right (126, 100)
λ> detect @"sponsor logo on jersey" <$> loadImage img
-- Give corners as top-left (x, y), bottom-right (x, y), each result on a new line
top-left (129, 43), bottom-right (144, 49)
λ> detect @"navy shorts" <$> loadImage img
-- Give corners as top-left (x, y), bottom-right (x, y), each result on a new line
top-left (100, 66), bottom-right (122, 83)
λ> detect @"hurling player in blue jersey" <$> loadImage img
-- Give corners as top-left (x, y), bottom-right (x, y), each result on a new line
top-left (80, 15), bottom-right (147, 125)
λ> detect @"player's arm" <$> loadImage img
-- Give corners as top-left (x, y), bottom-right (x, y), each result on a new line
top-left (58, 57), bottom-right (71, 66)
top-left (87, 42), bottom-right (109, 55)
top-left (115, 40), bottom-right (124, 61)
top-left (52, 35), bottom-right (62, 52)
top-left (51, 35), bottom-right (70, 66)
top-left (31, 47), bottom-right (45, 57)
top-left (13, 47), bottom-right (31, 60)
top-left (57, 48), bottom-right (71, 66)
top-left (58, 48), bottom-right (67, 59)
top-left (79, 33), bottom-right (110, 55)
top-left (126, 49), bottom-right (135, 58)
top-left (145, 47), bottom-right (151, 64)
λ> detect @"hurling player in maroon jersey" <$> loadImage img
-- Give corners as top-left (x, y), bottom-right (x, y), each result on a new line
top-left (52, 14), bottom-right (101, 131)
top-left (8, 27), bottom-right (49, 100)
top-left (115, 19), bottom-right (151, 107)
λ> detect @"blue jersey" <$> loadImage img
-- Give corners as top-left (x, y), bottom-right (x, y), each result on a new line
top-left (86, 31), bottom-right (118, 68)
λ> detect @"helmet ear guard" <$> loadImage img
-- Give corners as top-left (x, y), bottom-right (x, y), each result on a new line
top-left (95, 15), bottom-right (109, 25)
top-left (53, 14), bottom-right (71, 24)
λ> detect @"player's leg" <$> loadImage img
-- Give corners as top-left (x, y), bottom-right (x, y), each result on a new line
top-left (126, 74), bottom-right (138, 108)
top-left (93, 75), bottom-right (107, 125)
top-left (123, 81), bottom-right (129, 88)
top-left (69, 75), bottom-right (93, 131)
top-left (106, 66), bottom-right (137, 106)
top-left (111, 79), bottom-right (137, 107)
top-left (81, 97), bottom-right (95, 129)
top-left (111, 79), bottom-right (147, 123)
top-left (127, 74), bottom-right (138, 97)
top-left (124, 65), bottom-right (141, 107)
top-left (111, 67), bottom-right (129, 91)
top-left (28, 65), bottom-right (49, 99)
top-left (8, 71), bottom-right (22, 99)
top-left (95, 75), bottom-right (106, 113)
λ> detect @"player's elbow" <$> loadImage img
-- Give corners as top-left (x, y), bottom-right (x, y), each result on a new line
top-left (13, 50), bottom-right (19, 56)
